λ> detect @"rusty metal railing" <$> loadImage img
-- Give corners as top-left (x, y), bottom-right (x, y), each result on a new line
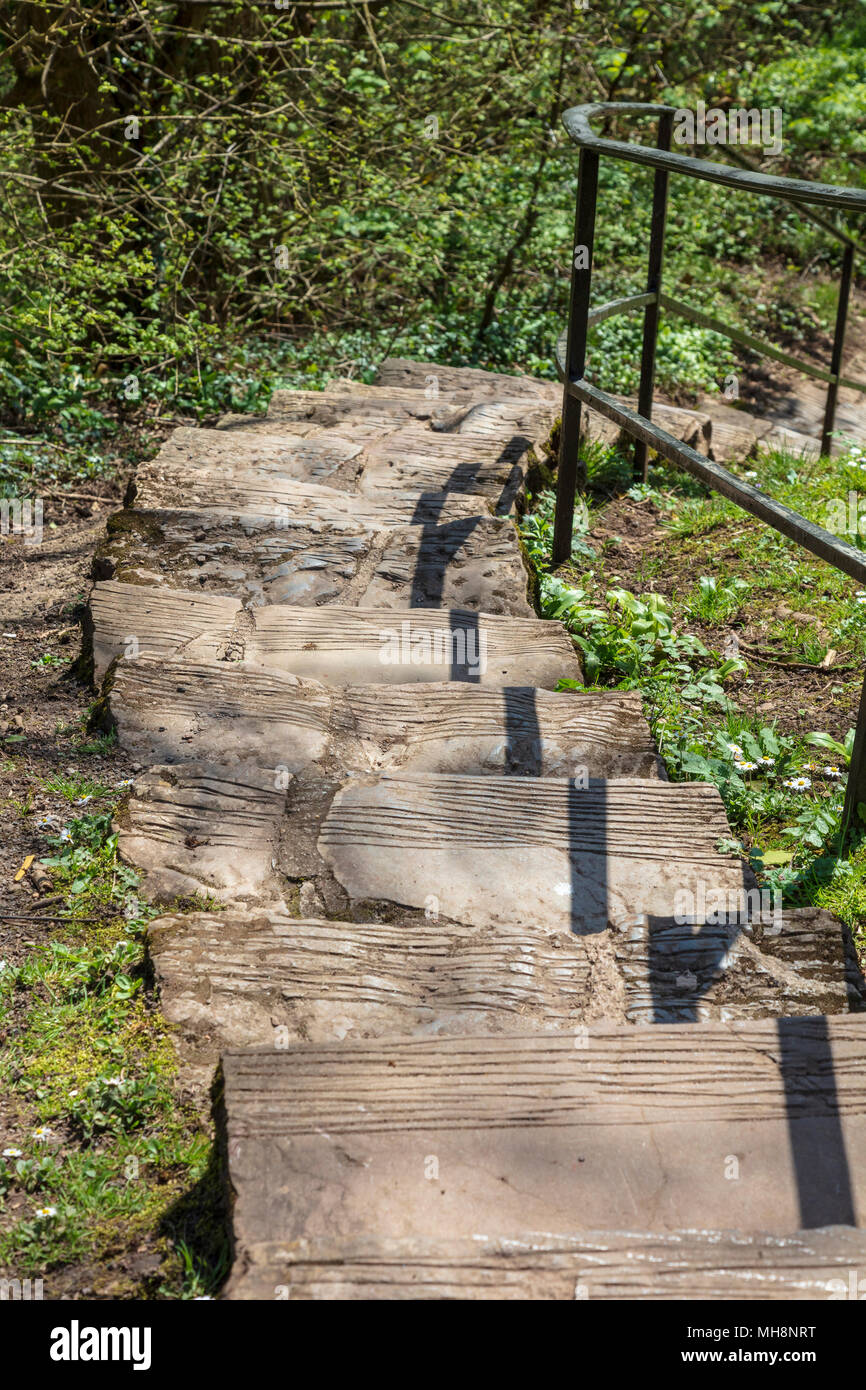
top-left (553, 101), bottom-right (866, 840)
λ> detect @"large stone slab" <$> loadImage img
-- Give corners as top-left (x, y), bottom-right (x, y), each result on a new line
top-left (90, 586), bottom-right (577, 688)
top-left (118, 762), bottom-right (286, 904)
top-left (318, 772), bottom-right (748, 932)
top-left (87, 581), bottom-right (241, 683)
top-left (239, 605), bottom-right (581, 687)
top-left (126, 460), bottom-right (486, 530)
top-left (148, 904), bottom-right (865, 1076)
top-left (132, 425), bottom-right (366, 494)
top-left (96, 503), bottom-right (535, 614)
top-left (219, 1019), bottom-right (866, 1295)
top-left (108, 659), bottom-right (659, 779)
top-left (148, 910), bottom-right (616, 1068)
top-left (375, 357), bottom-right (560, 404)
top-left (226, 1226), bottom-right (866, 1300)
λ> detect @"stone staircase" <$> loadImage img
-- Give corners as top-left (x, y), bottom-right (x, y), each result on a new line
top-left (83, 359), bottom-right (866, 1299)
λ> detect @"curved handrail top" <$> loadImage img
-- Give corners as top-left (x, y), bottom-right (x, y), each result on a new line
top-left (562, 102), bottom-right (866, 214)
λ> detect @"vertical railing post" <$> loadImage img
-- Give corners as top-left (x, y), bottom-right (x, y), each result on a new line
top-left (633, 109), bottom-right (673, 483)
top-left (841, 668), bottom-right (866, 848)
top-left (553, 147), bottom-right (599, 567)
top-left (821, 241), bottom-right (854, 458)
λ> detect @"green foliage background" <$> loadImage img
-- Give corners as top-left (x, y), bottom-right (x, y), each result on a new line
top-left (1, 0), bottom-right (864, 435)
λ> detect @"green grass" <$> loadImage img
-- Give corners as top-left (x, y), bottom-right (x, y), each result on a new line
top-left (0, 806), bottom-right (228, 1296)
top-left (520, 438), bottom-right (866, 958)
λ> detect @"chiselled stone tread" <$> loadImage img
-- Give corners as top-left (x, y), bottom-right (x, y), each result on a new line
top-left (89, 583), bottom-right (579, 686)
top-left (237, 604), bottom-right (580, 687)
top-left (317, 771), bottom-right (751, 931)
top-left (227, 1226), bottom-right (866, 1300)
top-left (375, 357), bottom-right (561, 403)
top-left (118, 762), bottom-right (286, 904)
top-left (107, 658), bottom-right (662, 778)
top-left (87, 582), bottom-right (240, 683)
top-left (133, 420), bottom-right (540, 513)
top-left (97, 501), bottom-right (535, 614)
top-left (220, 1019), bottom-right (866, 1287)
top-left (148, 905), bottom-right (865, 1075)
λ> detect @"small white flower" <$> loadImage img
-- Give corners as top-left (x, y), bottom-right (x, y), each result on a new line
top-left (31, 1126), bottom-right (51, 1142)
top-left (68, 1090), bottom-right (78, 1098)
top-left (104, 1076), bottom-right (124, 1087)
top-left (744, 470), bottom-right (758, 479)
top-left (857, 595), bottom-right (866, 607)
top-left (726, 742), bottom-right (744, 756)
top-left (115, 778), bottom-right (134, 789)
top-left (800, 761), bottom-right (819, 772)
top-left (75, 794), bottom-right (92, 806)
top-left (758, 756), bottom-right (775, 767)
top-left (59, 828), bottom-right (72, 843)
top-left (35, 1206), bottom-right (57, 1219)
top-left (734, 759), bottom-right (758, 772)
top-left (823, 766), bottom-right (842, 779)
top-left (2, 1147), bottom-right (22, 1158)
top-left (784, 776), bottom-right (812, 791)
top-left (36, 815), bottom-right (58, 830)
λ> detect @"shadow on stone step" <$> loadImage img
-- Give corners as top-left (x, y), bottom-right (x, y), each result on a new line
top-left (641, 911), bottom-right (864, 1228)
top-left (408, 435), bottom-right (528, 613)
top-left (778, 1015), bottom-right (857, 1227)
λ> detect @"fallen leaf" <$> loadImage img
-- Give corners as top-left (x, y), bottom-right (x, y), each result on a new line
top-left (14, 854), bottom-right (35, 882)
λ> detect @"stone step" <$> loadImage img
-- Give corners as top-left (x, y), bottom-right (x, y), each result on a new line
top-left (225, 1226), bottom-right (866, 1300)
top-left (126, 453), bottom-right (488, 529)
top-left (96, 500), bottom-right (535, 615)
top-left (133, 421), bottom-right (541, 514)
top-left (219, 1018), bottom-right (866, 1298)
top-left (89, 582), bottom-right (578, 685)
top-left (123, 766), bottom-right (744, 922)
top-left (108, 658), bottom-right (661, 778)
top-left (148, 905), bottom-right (864, 1077)
top-left (375, 357), bottom-right (560, 403)
top-left (317, 771), bottom-right (749, 932)
top-left (118, 761), bottom-right (286, 904)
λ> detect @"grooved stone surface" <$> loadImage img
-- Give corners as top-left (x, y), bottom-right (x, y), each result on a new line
top-left (119, 762), bottom-right (285, 904)
top-left (109, 659), bottom-right (661, 778)
top-left (89, 582), bottom-right (240, 682)
top-left (220, 1019), bottom-right (866, 1286)
top-left (227, 1226), bottom-right (866, 1300)
top-left (148, 905), bottom-right (865, 1074)
top-left (318, 772), bottom-right (748, 932)
top-left (98, 503), bottom-right (535, 614)
top-left (239, 605), bottom-right (580, 687)
top-left (90, 585), bottom-right (578, 687)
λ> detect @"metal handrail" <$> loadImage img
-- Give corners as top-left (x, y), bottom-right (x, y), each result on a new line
top-left (553, 101), bottom-right (866, 841)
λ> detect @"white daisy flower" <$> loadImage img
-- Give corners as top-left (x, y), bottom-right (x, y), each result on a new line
top-left (115, 778), bottom-right (134, 789)
top-left (726, 742), bottom-right (744, 756)
top-left (31, 1126), bottom-right (51, 1142)
top-left (34, 1206), bottom-right (57, 1219)
top-left (758, 756), bottom-right (775, 766)
top-left (823, 766), bottom-right (842, 779)
top-left (75, 794), bottom-right (92, 806)
top-left (2, 1147), bottom-right (22, 1158)
top-left (784, 776), bottom-right (812, 791)
top-left (59, 828), bottom-right (72, 843)
top-left (734, 759), bottom-right (758, 771)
